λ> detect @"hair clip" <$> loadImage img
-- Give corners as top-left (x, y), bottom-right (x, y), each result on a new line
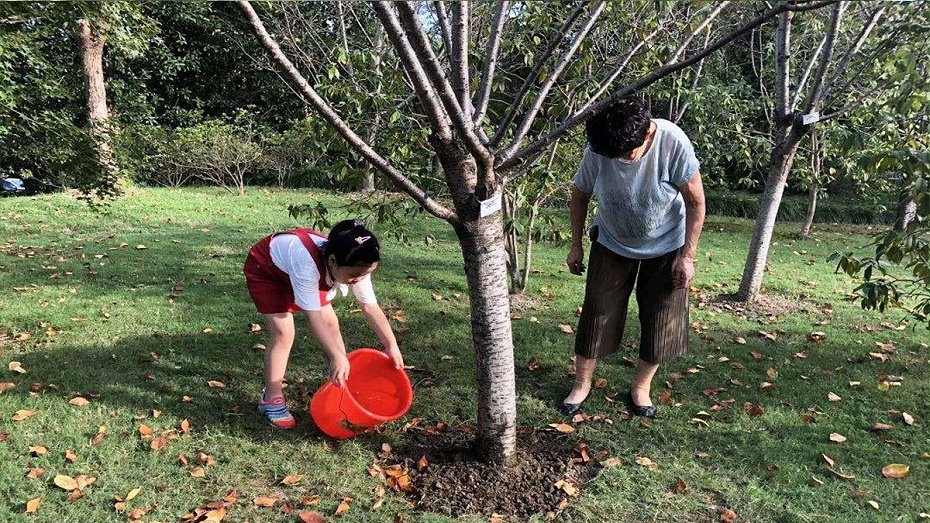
top-left (355, 235), bottom-right (372, 245)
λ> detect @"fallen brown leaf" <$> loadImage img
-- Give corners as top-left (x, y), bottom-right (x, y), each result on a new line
top-left (68, 397), bottom-right (90, 407)
top-left (26, 468), bottom-right (44, 479)
top-left (25, 497), bottom-right (40, 514)
top-left (253, 496), bottom-right (278, 507)
top-left (29, 445), bottom-right (47, 457)
top-left (281, 474), bottom-right (303, 485)
top-left (549, 423), bottom-right (575, 434)
top-left (881, 463), bottom-right (909, 479)
top-left (8, 361), bottom-right (26, 374)
top-left (334, 497), bottom-right (351, 516)
top-left (190, 466), bottom-right (206, 478)
top-left (12, 409), bottom-right (36, 422)
top-left (64, 449), bottom-right (77, 463)
top-left (829, 433), bottom-right (847, 443)
top-left (299, 512), bottom-right (326, 523)
top-left (53, 474), bottom-right (78, 491)
top-left (206, 380), bottom-right (225, 388)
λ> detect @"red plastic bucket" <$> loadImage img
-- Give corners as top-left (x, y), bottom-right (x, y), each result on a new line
top-left (309, 348), bottom-right (413, 439)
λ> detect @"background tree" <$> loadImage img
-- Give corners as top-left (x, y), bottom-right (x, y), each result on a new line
top-left (737, 1), bottom-right (925, 301)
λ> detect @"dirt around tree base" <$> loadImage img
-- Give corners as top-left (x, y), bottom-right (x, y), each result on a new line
top-left (381, 428), bottom-right (598, 519)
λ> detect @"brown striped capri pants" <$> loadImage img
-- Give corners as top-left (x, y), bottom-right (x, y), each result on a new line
top-left (574, 233), bottom-right (689, 363)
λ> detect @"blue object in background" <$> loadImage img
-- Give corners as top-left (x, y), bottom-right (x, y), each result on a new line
top-left (1, 178), bottom-right (25, 193)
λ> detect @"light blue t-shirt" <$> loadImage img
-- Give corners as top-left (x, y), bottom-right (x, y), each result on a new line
top-left (574, 118), bottom-right (699, 259)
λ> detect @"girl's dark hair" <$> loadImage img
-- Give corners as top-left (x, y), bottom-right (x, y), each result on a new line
top-left (323, 219), bottom-right (381, 267)
top-left (585, 97), bottom-right (652, 159)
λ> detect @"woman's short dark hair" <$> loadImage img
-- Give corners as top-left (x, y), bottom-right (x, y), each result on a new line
top-left (324, 219), bottom-right (381, 267)
top-left (585, 97), bottom-right (652, 159)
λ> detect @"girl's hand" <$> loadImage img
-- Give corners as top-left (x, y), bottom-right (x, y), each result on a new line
top-left (330, 353), bottom-right (350, 387)
top-left (385, 345), bottom-right (404, 369)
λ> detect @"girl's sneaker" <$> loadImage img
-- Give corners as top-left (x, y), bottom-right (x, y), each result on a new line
top-left (258, 392), bottom-right (296, 429)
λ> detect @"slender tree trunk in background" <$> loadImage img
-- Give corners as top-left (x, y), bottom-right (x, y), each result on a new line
top-left (77, 19), bottom-right (117, 179)
top-left (503, 192), bottom-right (521, 292)
top-left (895, 187), bottom-right (917, 232)
top-left (434, 139), bottom-right (516, 462)
top-left (361, 22), bottom-right (386, 193)
top-left (801, 181), bottom-right (818, 238)
top-left (801, 128), bottom-right (821, 238)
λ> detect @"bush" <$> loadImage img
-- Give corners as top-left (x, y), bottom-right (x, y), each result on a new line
top-left (705, 190), bottom-right (894, 225)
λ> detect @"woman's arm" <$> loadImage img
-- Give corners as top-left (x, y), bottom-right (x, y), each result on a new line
top-left (304, 306), bottom-right (350, 386)
top-left (360, 302), bottom-right (403, 368)
top-left (673, 171), bottom-right (706, 289)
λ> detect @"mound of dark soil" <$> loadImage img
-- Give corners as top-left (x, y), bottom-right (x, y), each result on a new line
top-left (379, 427), bottom-right (599, 520)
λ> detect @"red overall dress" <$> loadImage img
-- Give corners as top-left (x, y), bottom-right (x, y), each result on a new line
top-left (243, 228), bottom-right (331, 314)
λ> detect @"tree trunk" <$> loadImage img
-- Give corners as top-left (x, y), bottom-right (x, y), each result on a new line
top-left (502, 192), bottom-right (522, 293)
top-left (801, 181), bottom-right (818, 238)
top-left (801, 128), bottom-right (820, 238)
top-left (434, 139), bottom-right (517, 462)
top-left (737, 126), bottom-right (805, 301)
top-left (895, 184), bottom-right (917, 232)
top-left (76, 19), bottom-right (117, 178)
top-left (361, 24), bottom-right (386, 194)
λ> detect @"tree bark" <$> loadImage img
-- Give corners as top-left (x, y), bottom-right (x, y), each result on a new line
top-left (434, 138), bottom-right (516, 462)
top-left (737, 126), bottom-right (804, 301)
top-left (76, 19), bottom-right (117, 179)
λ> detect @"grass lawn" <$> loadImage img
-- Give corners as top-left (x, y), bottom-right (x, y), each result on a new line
top-left (0, 187), bottom-right (926, 523)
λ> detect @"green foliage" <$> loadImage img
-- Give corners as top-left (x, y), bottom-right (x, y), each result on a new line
top-left (831, 175), bottom-right (929, 323)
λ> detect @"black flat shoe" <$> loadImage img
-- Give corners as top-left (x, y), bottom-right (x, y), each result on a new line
top-left (559, 401), bottom-right (585, 416)
top-left (627, 393), bottom-right (658, 418)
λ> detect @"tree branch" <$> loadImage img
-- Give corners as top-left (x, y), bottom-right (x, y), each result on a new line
top-left (450, 1), bottom-right (471, 120)
top-left (394, 1), bottom-right (495, 181)
top-left (791, 33), bottom-right (827, 110)
top-left (498, 1), bottom-right (606, 160)
top-left (665, 1), bottom-right (730, 65)
top-left (820, 5), bottom-right (885, 102)
top-left (498, 0), bottom-right (840, 170)
top-left (801, 1), bottom-right (847, 112)
top-left (473, 0), bottom-right (508, 128)
top-left (236, 1), bottom-right (457, 224)
top-left (370, 2), bottom-right (454, 142)
top-left (432, 1), bottom-right (454, 63)
top-left (489, 1), bottom-right (589, 148)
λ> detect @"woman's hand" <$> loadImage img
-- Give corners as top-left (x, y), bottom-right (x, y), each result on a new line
top-left (385, 345), bottom-right (404, 369)
top-left (672, 255), bottom-right (695, 289)
top-left (566, 244), bottom-right (586, 275)
top-left (329, 352), bottom-right (350, 387)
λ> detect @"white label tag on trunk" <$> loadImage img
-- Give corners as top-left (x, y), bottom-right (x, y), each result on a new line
top-left (479, 193), bottom-right (503, 218)
top-left (801, 112), bottom-right (820, 125)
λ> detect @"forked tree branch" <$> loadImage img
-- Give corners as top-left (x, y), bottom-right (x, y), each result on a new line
top-left (820, 5), bottom-right (885, 102)
top-left (394, 2), bottom-right (495, 181)
top-left (237, 1), bottom-right (457, 223)
top-left (498, 0), bottom-right (840, 170)
top-left (489, 1), bottom-right (589, 148)
top-left (791, 34), bottom-right (827, 110)
top-left (370, 2), bottom-right (453, 141)
top-left (801, 1), bottom-right (847, 112)
top-left (473, 0), bottom-right (509, 128)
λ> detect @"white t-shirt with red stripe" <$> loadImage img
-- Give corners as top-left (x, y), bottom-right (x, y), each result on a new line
top-left (269, 232), bottom-right (377, 311)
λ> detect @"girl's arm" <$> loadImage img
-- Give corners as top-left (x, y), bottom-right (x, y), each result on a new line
top-left (304, 305), bottom-right (350, 386)
top-left (360, 302), bottom-right (403, 368)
